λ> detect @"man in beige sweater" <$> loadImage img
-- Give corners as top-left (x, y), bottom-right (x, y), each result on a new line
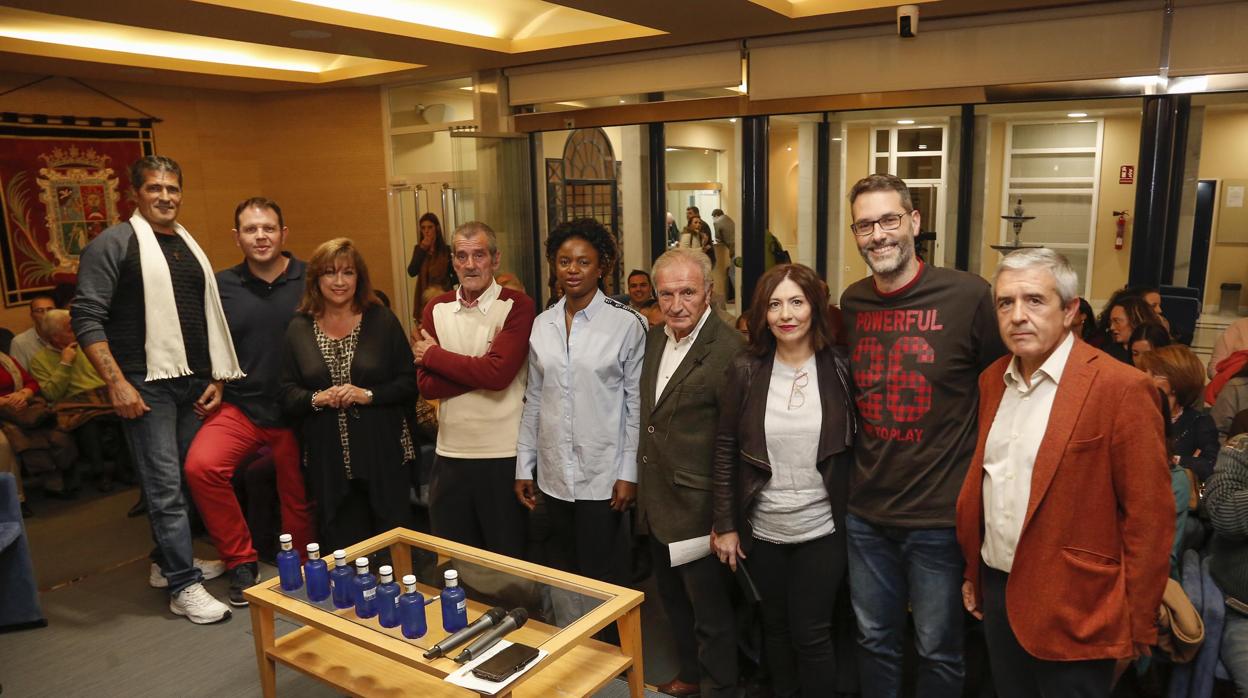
top-left (414, 221), bottom-right (536, 558)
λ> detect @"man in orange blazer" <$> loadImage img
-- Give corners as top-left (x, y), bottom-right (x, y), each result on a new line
top-left (956, 248), bottom-right (1172, 697)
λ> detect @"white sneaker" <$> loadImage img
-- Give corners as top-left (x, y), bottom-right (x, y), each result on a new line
top-left (149, 558), bottom-right (227, 588)
top-left (169, 582), bottom-right (232, 624)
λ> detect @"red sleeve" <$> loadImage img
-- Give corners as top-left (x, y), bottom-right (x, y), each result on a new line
top-left (417, 292), bottom-right (475, 400)
top-left (422, 290), bottom-right (537, 393)
top-left (2, 355), bottom-right (39, 395)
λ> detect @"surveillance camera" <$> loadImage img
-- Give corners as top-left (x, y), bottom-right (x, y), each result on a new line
top-left (897, 4), bottom-right (919, 38)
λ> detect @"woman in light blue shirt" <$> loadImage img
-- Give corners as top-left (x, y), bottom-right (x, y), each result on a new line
top-left (516, 219), bottom-right (646, 589)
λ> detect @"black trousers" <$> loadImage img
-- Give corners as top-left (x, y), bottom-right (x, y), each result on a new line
top-left (749, 533), bottom-right (845, 698)
top-left (429, 455), bottom-right (526, 559)
top-left (980, 563), bottom-right (1115, 698)
top-left (650, 536), bottom-right (739, 697)
top-left (326, 479), bottom-right (404, 553)
top-left (543, 495), bottom-right (627, 585)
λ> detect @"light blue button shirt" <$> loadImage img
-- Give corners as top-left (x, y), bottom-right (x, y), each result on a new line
top-left (517, 290), bottom-right (647, 502)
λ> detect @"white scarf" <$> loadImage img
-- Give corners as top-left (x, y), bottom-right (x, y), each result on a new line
top-left (129, 212), bottom-right (244, 382)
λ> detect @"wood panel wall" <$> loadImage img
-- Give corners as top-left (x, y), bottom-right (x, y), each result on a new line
top-left (0, 72), bottom-right (388, 334)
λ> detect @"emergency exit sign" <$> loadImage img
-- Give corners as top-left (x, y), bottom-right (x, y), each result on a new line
top-left (1120, 165), bottom-right (1135, 184)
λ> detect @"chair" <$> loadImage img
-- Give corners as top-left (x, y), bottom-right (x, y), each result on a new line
top-left (0, 472), bottom-right (46, 631)
top-left (1161, 287), bottom-right (1201, 345)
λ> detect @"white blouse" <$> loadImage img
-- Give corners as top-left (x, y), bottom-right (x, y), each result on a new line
top-left (752, 354), bottom-right (835, 544)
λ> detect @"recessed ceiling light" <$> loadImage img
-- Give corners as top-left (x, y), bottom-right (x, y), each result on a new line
top-left (831, 137), bottom-right (842, 142)
top-left (1067, 112), bottom-right (1088, 118)
top-left (619, 99), bottom-right (626, 104)
top-left (897, 119), bottom-right (915, 125)
top-left (728, 118), bottom-right (737, 123)
top-left (289, 29), bottom-right (332, 40)
top-left (786, 146), bottom-right (792, 152)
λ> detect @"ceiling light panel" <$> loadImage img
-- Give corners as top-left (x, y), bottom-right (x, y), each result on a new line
top-left (749, 0), bottom-right (938, 19)
top-left (0, 7), bottom-right (421, 82)
top-left (193, 0), bottom-right (664, 53)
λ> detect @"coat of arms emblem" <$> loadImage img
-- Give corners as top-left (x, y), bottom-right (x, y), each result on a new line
top-left (34, 145), bottom-right (122, 279)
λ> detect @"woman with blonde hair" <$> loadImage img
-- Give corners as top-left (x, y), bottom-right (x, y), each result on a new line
top-left (279, 238), bottom-right (416, 550)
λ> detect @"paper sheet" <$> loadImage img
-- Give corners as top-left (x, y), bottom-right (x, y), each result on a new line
top-left (1228, 186), bottom-right (1245, 209)
top-left (444, 640), bottom-right (549, 695)
top-left (669, 535), bottom-right (713, 567)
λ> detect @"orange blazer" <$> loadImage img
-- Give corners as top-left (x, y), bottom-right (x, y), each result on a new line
top-left (955, 338), bottom-right (1173, 661)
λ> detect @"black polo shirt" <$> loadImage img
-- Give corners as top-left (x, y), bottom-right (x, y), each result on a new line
top-left (217, 253), bottom-right (306, 427)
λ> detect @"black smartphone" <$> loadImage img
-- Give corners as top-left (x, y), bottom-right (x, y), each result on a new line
top-left (471, 643), bottom-right (540, 683)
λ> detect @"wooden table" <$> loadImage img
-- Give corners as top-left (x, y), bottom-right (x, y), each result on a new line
top-left (245, 527), bottom-right (645, 697)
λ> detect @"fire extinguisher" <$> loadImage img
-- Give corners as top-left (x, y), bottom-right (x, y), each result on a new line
top-left (1113, 210), bottom-right (1128, 250)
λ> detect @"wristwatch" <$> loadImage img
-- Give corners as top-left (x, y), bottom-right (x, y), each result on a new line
top-left (364, 389), bottom-right (374, 403)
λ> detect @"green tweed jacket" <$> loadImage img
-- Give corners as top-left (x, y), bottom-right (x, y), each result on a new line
top-left (636, 311), bottom-right (745, 544)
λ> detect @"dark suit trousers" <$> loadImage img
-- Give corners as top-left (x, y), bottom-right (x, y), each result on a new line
top-left (980, 563), bottom-right (1114, 698)
top-left (429, 455), bottom-right (526, 559)
top-left (649, 536), bottom-right (739, 697)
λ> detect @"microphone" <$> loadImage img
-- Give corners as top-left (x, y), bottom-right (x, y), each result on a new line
top-left (422, 606), bottom-right (506, 659)
top-left (453, 608), bottom-right (529, 663)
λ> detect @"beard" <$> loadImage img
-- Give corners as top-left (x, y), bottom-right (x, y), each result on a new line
top-left (858, 233), bottom-right (916, 278)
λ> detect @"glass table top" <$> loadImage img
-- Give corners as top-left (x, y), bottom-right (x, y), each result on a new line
top-left (273, 541), bottom-right (610, 653)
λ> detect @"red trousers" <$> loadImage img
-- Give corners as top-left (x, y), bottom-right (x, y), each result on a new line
top-left (185, 403), bottom-right (314, 568)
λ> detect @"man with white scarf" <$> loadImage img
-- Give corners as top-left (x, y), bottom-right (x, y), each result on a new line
top-left (72, 155), bottom-right (243, 624)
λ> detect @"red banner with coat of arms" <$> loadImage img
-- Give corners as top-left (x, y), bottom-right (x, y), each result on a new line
top-left (0, 117), bottom-right (153, 306)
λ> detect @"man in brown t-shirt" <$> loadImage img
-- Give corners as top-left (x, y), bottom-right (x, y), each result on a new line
top-left (839, 174), bottom-right (1005, 698)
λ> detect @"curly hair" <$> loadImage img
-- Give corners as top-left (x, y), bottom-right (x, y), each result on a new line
top-left (546, 218), bottom-right (619, 291)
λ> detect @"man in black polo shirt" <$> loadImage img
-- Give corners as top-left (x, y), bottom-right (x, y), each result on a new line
top-left (184, 197), bottom-right (314, 607)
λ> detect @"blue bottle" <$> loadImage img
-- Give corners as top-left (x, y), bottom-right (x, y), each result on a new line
top-left (398, 574), bottom-right (428, 640)
top-left (330, 550), bottom-right (354, 609)
top-left (376, 565), bottom-right (401, 628)
top-left (276, 533), bottom-right (303, 591)
top-left (303, 543), bottom-right (330, 602)
top-left (352, 557), bottom-right (378, 619)
top-left (440, 569), bottom-right (467, 632)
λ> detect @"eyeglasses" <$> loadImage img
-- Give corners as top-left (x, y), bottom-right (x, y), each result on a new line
top-left (850, 210), bottom-right (912, 237)
top-left (788, 369), bottom-right (809, 411)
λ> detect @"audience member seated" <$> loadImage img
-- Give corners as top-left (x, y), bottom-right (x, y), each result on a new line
top-left (1128, 284), bottom-right (1170, 333)
top-left (0, 431), bottom-right (26, 517)
top-left (1210, 316), bottom-right (1248, 379)
top-left (1203, 434), bottom-right (1248, 696)
top-left (1129, 321), bottom-right (1172, 365)
top-left (279, 238), bottom-right (417, 552)
top-left (1074, 298), bottom-right (1098, 343)
top-left (1136, 345), bottom-right (1220, 481)
top-left (8, 294), bottom-right (55, 369)
top-left (26, 309), bottom-right (121, 492)
top-left (1102, 294), bottom-right (1156, 364)
top-left (1213, 366), bottom-right (1248, 443)
top-left (0, 350), bottom-right (77, 498)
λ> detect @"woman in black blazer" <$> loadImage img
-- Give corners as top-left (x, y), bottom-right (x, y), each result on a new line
top-left (711, 263), bottom-right (856, 698)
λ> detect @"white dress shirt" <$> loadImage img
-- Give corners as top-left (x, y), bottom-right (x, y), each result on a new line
top-left (981, 331), bottom-right (1075, 572)
top-left (654, 306), bottom-right (711, 402)
top-left (517, 290), bottom-right (647, 502)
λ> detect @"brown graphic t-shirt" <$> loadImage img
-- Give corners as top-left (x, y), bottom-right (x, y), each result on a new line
top-left (840, 263), bottom-right (1006, 528)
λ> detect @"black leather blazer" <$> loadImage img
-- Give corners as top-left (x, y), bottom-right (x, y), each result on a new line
top-left (711, 346), bottom-right (856, 545)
